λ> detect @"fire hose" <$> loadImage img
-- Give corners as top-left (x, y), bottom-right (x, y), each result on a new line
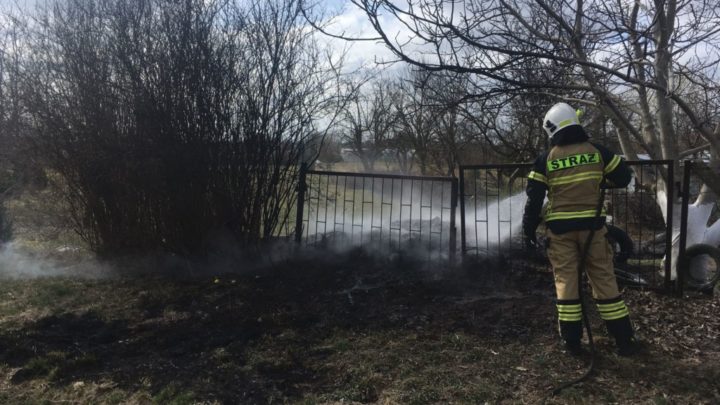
top-left (551, 186), bottom-right (607, 395)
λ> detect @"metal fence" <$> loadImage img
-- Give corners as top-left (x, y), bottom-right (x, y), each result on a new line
top-left (292, 160), bottom-right (720, 294)
top-left (607, 161), bottom-right (674, 289)
top-left (459, 161), bottom-right (674, 289)
top-left (458, 163), bottom-right (532, 257)
top-left (295, 166), bottom-right (458, 261)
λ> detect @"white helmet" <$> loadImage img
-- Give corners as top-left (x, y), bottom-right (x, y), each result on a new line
top-left (543, 102), bottom-right (582, 138)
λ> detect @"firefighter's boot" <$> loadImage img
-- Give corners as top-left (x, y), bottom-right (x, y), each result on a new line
top-left (557, 299), bottom-right (584, 355)
top-left (597, 296), bottom-right (637, 356)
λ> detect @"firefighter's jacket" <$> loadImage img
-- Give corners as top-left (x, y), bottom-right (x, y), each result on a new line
top-left (523, 131), bottom-right (632, 237)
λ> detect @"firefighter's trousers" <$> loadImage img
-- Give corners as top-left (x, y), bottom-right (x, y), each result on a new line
top-left (547, 226), bottom-right (634, 345)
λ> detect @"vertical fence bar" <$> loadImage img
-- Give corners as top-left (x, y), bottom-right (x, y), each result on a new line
top-left (473, 170), bottom-right (479, 256)
top-left (295, 162), bottom-right (308, 244)
top-left (638, 166), bottom-right (644, 255)
top-left (664, 163), bottom-right (674, 291)
top-left (399, 178), bottom-right (405, 248)
top-left (484, 170), bottom-right (489, 255)
top-left (312, 173), bottom-right (320, 245)
top-left (351, 177), bottom-right (358, 245)
top-left (677, 160), bottom-right (692, 297)
top-left (423, 179), bottom-right (429, 257)
top-left (450, 177), bottom-right (458, 264)
top-left (508, 174), bottom-right (514, 251)
top-left (360, 177), bottom-right (366, 245)
top-left (459, 168), bottom-right (467, 258)
top-left (333, 175), bottom-right (340, 234)
top-left (496, 170), bottom-right (501, 256)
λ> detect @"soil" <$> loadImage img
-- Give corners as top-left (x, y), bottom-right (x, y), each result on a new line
top-left (0, 249), bottom-right (719, 404)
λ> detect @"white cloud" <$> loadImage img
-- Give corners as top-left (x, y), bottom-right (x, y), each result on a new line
top-left (312, 1), bottom-right (422, 74)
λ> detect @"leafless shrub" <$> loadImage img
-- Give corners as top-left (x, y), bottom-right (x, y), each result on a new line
top-left (11, 0), bottom-right (345, 257)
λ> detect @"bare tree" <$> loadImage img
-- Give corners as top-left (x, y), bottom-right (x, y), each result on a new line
top-left (324, 0), bottom-right (719, 164)
top-left (427, 72), bottom-right (485, 175)
top-left (308, 0), bottom-right (720, 273)
top-left (458, 57), bottom-right (578, 163)
top-left (394, 68), bottom-right (486, 174)
top-left (0, 11), bottom-right (37, 189)
top-left (314, 132), bottom-right (343, 169)
top-left (339, 79), bottom-right (402, 171)
top-left (395, 68), bottom-right (437, 174)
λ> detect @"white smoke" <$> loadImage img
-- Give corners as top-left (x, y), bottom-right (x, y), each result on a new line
top-left (302, 177), bottom-right (454, 258)
top-left (0, 242), bottom-right (111, 279)
top-left (302, 173), bottom-right (531, 258)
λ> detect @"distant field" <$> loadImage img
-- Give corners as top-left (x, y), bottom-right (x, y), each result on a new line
top-left (314, 161), bottom-right (448, 176)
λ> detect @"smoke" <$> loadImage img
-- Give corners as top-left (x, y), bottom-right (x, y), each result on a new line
top-left (301, 177), bottom-right (454, 260)
top-left (302, 172), bottom-right (531, 259)
top-left (0, 174), bottom-right (534, 278)
top-left (0, 242), bottom-right (112, 279)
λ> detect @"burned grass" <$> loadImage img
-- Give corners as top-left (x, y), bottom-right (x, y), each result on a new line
top-left (0, 251), bottom-right (718, 404)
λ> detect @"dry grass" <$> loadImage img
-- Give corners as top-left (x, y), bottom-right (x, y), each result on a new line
top-left (1, 179), bottom-right (719, 404)
top-left (0, 252), bottom-right (718, 404)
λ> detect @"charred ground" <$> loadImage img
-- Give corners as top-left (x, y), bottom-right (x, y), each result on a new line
top-left (0, 250), bottom-right (718, 404)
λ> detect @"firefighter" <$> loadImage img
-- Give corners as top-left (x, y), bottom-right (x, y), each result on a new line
top-left (522, 102), bottom-right (638, 357)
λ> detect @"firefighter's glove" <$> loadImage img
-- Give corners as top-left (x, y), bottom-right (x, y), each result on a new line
top-left (600, 178), bottom-right (616, 189)
top-left (522, 217), bottom-right (540, 251)
top-left (523, 233), bottom-right (538, 251)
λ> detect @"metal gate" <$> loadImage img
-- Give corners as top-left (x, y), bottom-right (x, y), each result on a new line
top-left (291, 159), bottom-right (720, 295)
top-left (459, 160), bottom-right (675, 289)
top-left (295, 165), bottom-right (458, 261)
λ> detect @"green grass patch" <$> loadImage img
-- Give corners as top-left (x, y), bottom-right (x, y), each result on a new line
top-left (103, 390), bottom-right (128, 405)
top-left (153, 383), bottom-right (195, 405)
top-left (14, 350), bottom-right (101, 383)
top-left (27, 281), bottom-right (73, 307)
top-left (16, 351), bottom-right (68, 381)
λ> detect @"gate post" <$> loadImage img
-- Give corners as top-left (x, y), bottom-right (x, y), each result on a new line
top-left (458, 168), bottom-right (466, 257)
top-left (664, 162), bottom-right (675, 291)
top-left (450, 177), bottom-right (458, 264)
top-left (677, 160), bottom-right (692, 296)
top-left (295, 162), bottom-right (308, 244)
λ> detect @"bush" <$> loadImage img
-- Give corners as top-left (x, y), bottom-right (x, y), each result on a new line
top-left (18, 0), bottom-right (342, 258)
top-left (0, 199), bottom-right (11, 243)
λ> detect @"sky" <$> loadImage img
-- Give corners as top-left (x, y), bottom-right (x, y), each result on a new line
top-left (311, 0), bottom-right (410, 73)
top-left (4, 0), bottom-right (717, 77)
top-left (0, 0), bottom-right (36, 9)
top-left (0, 0), bottom-right (396, 71)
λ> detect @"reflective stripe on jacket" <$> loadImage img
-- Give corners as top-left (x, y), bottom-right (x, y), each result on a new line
top-left (545, 142), bottom-right (606, 222)
top-left (523, 141), bottom-right (631, 235)
top-left (523, 125), bottom-right (632, 237)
